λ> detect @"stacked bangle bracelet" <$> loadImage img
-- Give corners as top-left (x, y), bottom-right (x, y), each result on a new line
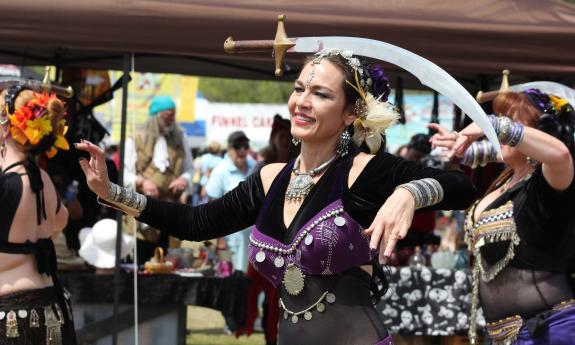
top-left (98, 182), bottom-right (147, 213)
top-left (461, 140), bottom-right (498, 168)
top-left (395, 178), bottom-right (444, 210)
top-left (488, 115), bottom-right (524, 147)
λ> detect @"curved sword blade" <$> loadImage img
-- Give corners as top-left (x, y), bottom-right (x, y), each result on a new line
top-left (291, 36), bottom-right (502, 157)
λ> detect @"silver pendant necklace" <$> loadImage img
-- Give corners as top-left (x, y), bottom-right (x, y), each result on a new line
top-left (285, 152), bottom-right (339, 202)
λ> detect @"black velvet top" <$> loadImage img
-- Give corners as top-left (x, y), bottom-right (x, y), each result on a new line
top-left (138, 151), bottom-right (477, 244)
top-left (476, 166), bottom-right (575, 272)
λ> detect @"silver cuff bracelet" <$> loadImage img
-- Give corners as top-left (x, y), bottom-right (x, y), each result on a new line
top-left (395, 178), bottom-right (444, 210)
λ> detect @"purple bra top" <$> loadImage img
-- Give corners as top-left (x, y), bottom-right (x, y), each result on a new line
top-left (248, 198), bottom-right (377, 287)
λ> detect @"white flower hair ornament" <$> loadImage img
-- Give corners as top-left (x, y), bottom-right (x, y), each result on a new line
top-left (347, 69), bottom-right (398, 154)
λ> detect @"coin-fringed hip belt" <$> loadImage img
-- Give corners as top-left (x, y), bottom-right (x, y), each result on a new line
top-left (0, 286), bottom-right (73, 345)
top-left (279, 273), bottom-right (341, 325)
top-left (485, 299), bottom-right (575, 345)
top-left (279, 288), bottom-right (395, 345)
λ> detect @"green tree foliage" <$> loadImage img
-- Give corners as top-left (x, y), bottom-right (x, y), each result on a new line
top-left (198, 77), bottom-right (293, 103)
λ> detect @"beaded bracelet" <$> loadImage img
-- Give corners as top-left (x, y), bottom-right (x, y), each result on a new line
top-left (395, 178), bottom-right (444, 210)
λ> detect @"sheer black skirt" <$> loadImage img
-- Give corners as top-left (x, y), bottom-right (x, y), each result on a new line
top-left (278, 267), bottom-right (389, 345)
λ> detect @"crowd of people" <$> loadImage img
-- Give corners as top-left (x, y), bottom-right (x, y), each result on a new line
top-left (0, 46), bottom-right (574, 345)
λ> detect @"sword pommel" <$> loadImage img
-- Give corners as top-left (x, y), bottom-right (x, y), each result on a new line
top-left (476, 69), bottom-right (510, 103)
top-left (500, 69), bottom-right (510, 92)
top-left (224, 14), bottom-right (295, 77)
top-left (38, 66), bottom-right (74, 98)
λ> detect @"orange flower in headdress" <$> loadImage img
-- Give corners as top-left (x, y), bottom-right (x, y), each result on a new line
top-left (10, 105), bottom-right (35, 130)
top-left (9, 126), bottom-right (28, 146)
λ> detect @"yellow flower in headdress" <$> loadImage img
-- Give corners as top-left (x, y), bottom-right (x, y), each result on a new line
top-left (52, 119), bottom-right (70, 150)
top-left (24, 117), bottom-right (52, 145)
top-left (45, 118), bottom-right (70, 158)
top-left (549, 95), bottom-right (568, 113)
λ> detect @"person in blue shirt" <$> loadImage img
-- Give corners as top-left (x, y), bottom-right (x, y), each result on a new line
top-left (205, 131), bottom-right (256, 272)
top-left (198, 141), bottom-right (223, 204)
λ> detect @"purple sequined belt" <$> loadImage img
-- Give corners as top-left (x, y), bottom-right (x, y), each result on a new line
top-left (485, 299), bottom-right (575, 345)
top-left (248, 199), bottom-right (376, 288)
top-left (375, 336), bottom-right (394, 345)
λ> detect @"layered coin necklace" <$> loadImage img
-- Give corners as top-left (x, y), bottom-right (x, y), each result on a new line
top-left (285, 152), bottom-right (339, 202)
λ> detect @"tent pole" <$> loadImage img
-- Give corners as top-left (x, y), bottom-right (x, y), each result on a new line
top-left (113, 52), bottom-right (131, 345)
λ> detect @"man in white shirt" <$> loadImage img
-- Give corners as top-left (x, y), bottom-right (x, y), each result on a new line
top-left (124, 95), bottom-right (194, 263)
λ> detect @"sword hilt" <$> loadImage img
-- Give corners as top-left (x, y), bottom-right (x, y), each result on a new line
top-left (476, 69), bottom-right (510, 103)
top-left (223, 38), bottom-right (275, 53)
top-left (224, 14), bottom-right (295, 76)
top-left (0, 80), bottom-right (73, 98)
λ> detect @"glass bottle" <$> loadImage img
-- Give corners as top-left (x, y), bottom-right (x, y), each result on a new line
top-left (409, 246), bottom-right (426, 269)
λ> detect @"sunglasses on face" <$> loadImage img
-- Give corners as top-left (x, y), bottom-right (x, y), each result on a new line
top-left (232, 142), bottom-right (250, 150)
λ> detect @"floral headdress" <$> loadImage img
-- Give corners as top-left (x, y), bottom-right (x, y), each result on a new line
top-left (1, 85), bottom-right (69, 158)
top-left (313, 48), bottom-right (398, 154)
top-left (523, 88), bottom-right (573, 116)
top-left (522, 88), bottom-right (575, 149)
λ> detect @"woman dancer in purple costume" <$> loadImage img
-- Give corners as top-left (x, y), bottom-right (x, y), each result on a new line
top-left (430, 89), bottom-right (575, 345)
top-left (76, 50), bottom-right (476, 345)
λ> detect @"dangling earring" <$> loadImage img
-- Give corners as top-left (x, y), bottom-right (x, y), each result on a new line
top-left (292, 137), bottom-right (301, 146)
top-left (336, 129), bottom-right (351, 157)
top-left (527, 156), bottom-right (539, 167)
top-left (0, 122), bottom-right (7, 159)
top-left (0, 141), bottom-right (6, 159)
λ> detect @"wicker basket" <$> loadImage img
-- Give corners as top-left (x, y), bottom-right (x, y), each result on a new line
top-left (144, 247), bottom-right (174, 274)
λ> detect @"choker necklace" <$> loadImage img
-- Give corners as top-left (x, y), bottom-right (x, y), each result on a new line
top-left (285, 153), bottom-right (339, 202)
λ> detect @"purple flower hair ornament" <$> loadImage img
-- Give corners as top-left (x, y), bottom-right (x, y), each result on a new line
top-left (368, 64), bottom-right (391, 102)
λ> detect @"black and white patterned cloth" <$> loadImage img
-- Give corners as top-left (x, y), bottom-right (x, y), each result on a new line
top-left (376, 267), bottom-right (485, 336)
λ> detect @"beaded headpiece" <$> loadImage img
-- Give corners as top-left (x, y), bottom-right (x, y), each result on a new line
top-left (312, 48), bottom-right (398, 154)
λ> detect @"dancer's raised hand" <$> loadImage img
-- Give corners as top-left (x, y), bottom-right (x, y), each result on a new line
top-left (75, 140), bottom-right (111, 198)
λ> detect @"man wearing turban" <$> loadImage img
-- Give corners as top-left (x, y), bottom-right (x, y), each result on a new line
top-left (124, 95), bottom-right (194, 263)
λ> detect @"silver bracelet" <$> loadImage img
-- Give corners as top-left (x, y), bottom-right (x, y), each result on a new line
top-left (489, 115), bottom-right (524, 147)
top-left (395, 178), bottom-right (444, 209)
top-left (472, 141), bottom-right (479, 169)
top-left (461, 140), bottom-right (499, 168)
top-left (498, 116), bottom-right (512, 143)
top-left (103, 182), bottom-right (147, 213)
top-left (419, 179), bottom-right (440, 205)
